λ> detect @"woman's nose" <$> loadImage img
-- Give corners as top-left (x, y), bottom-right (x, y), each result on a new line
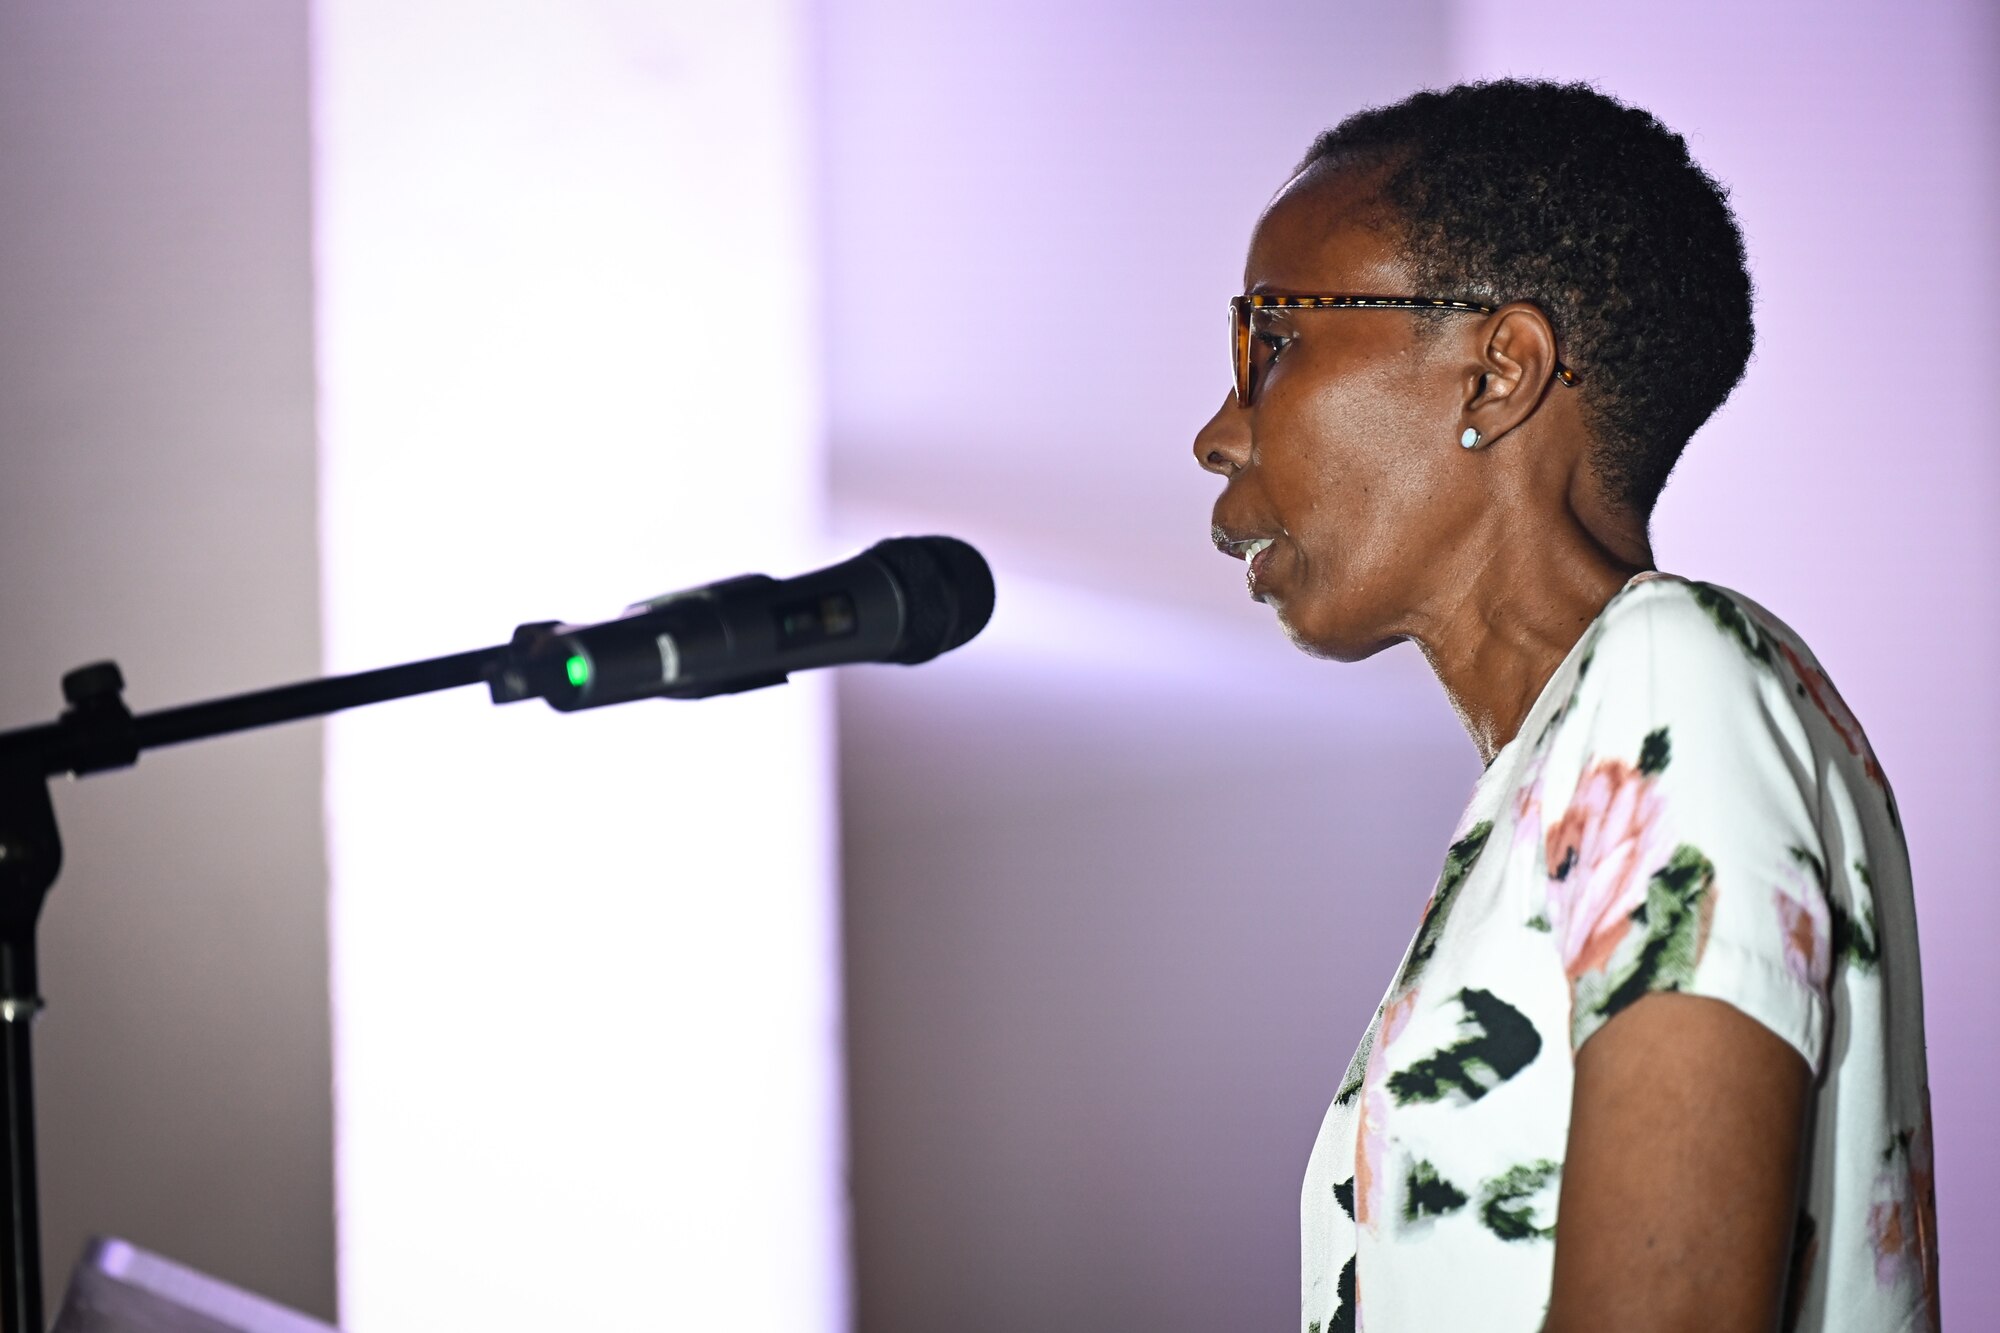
top-left (1193, 391), bottom-right (1251, 476)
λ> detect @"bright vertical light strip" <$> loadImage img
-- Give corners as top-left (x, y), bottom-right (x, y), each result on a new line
top-left (312, 3), bottom-right (842, 1330)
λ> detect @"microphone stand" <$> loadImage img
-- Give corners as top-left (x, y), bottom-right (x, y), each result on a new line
top-left (0, 535), bottom-right (991, 1331)
top-left (0, 626), bottom-right (568, 1333)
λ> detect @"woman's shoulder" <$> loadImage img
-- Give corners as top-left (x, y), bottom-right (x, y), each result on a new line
top-left (1559, 572), bottom-right (1892, 805)
top-left (1520, 572), bottom-right (1823, 785)
top-left (1578, 572), bottom-right (1818, 691)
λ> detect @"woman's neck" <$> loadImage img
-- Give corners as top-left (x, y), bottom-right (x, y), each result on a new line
top-left (1411, 504), bottom-right (1654, 764)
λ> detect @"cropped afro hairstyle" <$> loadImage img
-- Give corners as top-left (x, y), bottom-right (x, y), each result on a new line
top-left (1299, 80), bottom-right (1754, 514)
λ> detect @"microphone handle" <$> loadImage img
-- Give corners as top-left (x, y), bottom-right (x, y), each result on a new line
top-left (529, 553), bottom-right (910, 710)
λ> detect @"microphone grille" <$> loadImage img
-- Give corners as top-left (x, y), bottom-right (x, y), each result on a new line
top-left (869, 536), bottom-right (996, 665)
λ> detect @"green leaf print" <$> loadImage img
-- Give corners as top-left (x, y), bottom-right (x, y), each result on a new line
top-left (1576, 844), bottom-right (1716, 1038)
top-left (1307, 1258), bottom-right (1358, 1333)
top-left (1831, 897), bottom-right (1882, 973)
top-left (1689, 582), bottom-right (1773, 666)
top-left (1336, 821), bottom-right (1496, 1108)
top-left (1835, 860), bottom-right (1883, 973)
top-left (1534, 620), bottom-right (1603, 747)
top-left (1478, 1160), bottom-right (1562, 1242)
top-left (1387, 988), bottom-right (1543, 1106)
top-left (1402, 821), bottom-right (1494, 994)
top-left (1636, 727), bottom-right (1671, 776)
top-left (1798, 847), bottom-right (1880, 974)
top-left (1332, 1256), bottom-right (1356, 1333)
top-left (1403, 1159), bottom-right (1469, 1221)
top-left (1333, 1022), bottom-right (1373, 1108)
top-left (1788, 844), bottom-right (1828, 889)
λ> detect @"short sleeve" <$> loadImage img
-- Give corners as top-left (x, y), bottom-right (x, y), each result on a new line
top-left (1538, 580), bottom-right (1831, 1073)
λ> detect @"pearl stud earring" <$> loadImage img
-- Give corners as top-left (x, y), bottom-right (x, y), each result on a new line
top-left (1459, 427), bottom-right (1483, 450)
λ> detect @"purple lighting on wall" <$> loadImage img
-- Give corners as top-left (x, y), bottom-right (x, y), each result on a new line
top-left (823, 1), bottom-right (1998, 1329)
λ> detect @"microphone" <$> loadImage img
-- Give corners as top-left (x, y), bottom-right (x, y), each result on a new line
top-left (489, 536), bottom-right (995, 711)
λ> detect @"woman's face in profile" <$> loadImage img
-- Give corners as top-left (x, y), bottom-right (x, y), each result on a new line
top-left (1196, 168), bottom-right (1488, 662)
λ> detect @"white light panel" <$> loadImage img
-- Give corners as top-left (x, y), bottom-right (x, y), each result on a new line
top-left (311, 2), bottom-right (843, 1328)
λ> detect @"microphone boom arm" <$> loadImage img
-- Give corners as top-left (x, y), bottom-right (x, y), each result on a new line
top-left (0, 533), bottom-right (992, 1332)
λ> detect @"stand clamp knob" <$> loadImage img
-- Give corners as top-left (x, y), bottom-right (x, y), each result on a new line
top-left (56, 661), bottom-right (138, 776)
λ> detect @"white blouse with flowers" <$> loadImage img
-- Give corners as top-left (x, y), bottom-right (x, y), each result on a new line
top-left (1300, 574), bottom-right (1937, 1332)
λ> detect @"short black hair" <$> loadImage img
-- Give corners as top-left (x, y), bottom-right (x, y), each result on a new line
top-left (1300, 79), bottom-right (1754, 514)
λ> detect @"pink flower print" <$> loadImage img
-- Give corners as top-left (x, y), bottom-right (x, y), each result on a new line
top-left (1510, 749), bottom-right (1550, 855)
top-left (1772, 864), bottom-right (1832, 991)
top-left (1544, 757), bottom-right (1668, 980)
top-left (1915, 1107), bottom-right (1941, 1329)
top-left (1354, 991), bottom-right (1415, 1234)
top-left (1777, 639), bottom-right (1886, 790)
top-left (1872, 1176), bottom-right (1920, 1288)
top-left (1867, 1110), bottom-right (1940, 1324)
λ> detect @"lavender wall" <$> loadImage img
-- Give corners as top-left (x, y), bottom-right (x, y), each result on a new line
top-left (821, 4), bottom-right (1469, 1328)
top-left (826, 1), bottom-right (1997, 1328)
top-left (0, 1), bottom-right (334, 1316)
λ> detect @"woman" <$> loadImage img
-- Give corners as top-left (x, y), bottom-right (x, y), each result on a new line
top-left (1193, 81), bottom-right (1936, 1333)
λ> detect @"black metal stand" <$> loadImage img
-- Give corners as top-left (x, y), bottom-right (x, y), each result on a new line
top-left (0, 765), bottom-right (55, 1333)
top-left (0, 639), bottom-right (556, 1333)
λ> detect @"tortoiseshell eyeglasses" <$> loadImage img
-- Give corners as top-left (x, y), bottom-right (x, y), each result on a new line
top-left (1229, 293), bottom-right (1582, 408)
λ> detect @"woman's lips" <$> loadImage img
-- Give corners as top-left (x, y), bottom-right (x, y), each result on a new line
top-left (1245, 537), bottom-right (1277, 595)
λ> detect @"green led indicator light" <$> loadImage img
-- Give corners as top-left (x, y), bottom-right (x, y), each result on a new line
top-left (565, 654), bottom-right (591, 688)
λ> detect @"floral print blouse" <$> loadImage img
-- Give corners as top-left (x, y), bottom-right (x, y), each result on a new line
top-left (1301, 574), bottom-right (1937, 1332)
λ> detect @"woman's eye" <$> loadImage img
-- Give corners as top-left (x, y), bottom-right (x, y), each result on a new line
top-left (1248, 310), bottom-right (1292, 352)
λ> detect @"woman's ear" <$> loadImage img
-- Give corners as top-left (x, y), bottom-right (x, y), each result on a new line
top-left (1459, 302), bottom-right (1561, 449)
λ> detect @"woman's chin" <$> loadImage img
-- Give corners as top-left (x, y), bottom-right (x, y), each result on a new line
top-left (1273, 600), bottom-right (1397, 663)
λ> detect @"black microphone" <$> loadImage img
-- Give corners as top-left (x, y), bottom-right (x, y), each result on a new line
top-left (488, 536), bottom-right (995, 711)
